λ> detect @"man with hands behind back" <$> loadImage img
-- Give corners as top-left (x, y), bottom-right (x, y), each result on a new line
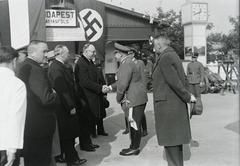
top-left (152, 34), bottom-right (196, 166)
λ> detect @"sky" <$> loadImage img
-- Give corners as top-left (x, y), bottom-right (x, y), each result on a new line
top-left (97, 0), bottom-right (239, 35)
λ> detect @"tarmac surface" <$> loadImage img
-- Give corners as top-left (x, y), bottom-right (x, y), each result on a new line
top-left (55, 90), bottom-right (239, 166)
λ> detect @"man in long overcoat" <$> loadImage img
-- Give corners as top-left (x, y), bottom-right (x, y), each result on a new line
top-left (17, 40), bottom-right (59, 166)
top-left (48, 45), bottom-right (86, 166)
top-left (74, 43), bottom-right (107, 151)
top-left (152, 34), bottom-right (196, 166)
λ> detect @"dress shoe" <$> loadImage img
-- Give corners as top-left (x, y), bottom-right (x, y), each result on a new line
top-left (119, 148), bottom-right (140, 156)
top-left (55, 156), bottom-right (66, 163)
top-left (98, 132), bottom-right (109, 136)
top-left (80, 146), bottom-right (95, 152)
top-left (89, 143), bottom-right (99, 148)
top-left (67, 159), bottom-right (87, 166)
top-left (141, 131), bottom-right (148, 137)
top-left (121, 147), bottom-right (131, 152)
top-left (91, 134), bottom-right (97, 138)
top-left (122, 129), bottom-right (129, 134)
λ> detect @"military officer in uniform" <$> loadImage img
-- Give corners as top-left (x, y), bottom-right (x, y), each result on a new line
top-left (186, 52), bottom-right (205, 98)
top-left (127, 48), bottom-right (148, 137)
top-left (113, 43), bottom-right (148, 156)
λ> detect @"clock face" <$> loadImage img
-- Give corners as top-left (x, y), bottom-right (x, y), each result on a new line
top-left (192, 4), bottom-right (207, 21)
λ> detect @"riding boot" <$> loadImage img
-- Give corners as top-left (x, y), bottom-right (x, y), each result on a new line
top-left (141, 113), bottom-right (148, 137)
top-left (130, 126), bottom-right (141, 150)
top-left (122, 117), bottom-right (129, 134)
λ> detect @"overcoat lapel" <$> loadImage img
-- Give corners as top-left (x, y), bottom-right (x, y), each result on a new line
top-left (152, 54), bottom-right (162, 73)
top-left (152, 47), bottom-right (174, 73)
top-left (81, 55), bottom-right (97, 75)
top-left (54, 60), bottom-right (73, 81)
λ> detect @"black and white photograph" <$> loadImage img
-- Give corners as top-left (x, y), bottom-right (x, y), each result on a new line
top-left (0, 0), bottom-right (239, 166)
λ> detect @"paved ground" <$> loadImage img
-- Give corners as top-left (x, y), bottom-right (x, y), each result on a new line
top-left (56, 90), bottom-right (239, 166)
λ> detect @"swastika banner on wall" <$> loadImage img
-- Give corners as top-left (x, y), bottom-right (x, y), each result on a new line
top-left (74, 0), bottom-right (106, 59)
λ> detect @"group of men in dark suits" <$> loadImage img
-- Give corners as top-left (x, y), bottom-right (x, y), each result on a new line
top-left (17, 41), bottom-right (110, 166)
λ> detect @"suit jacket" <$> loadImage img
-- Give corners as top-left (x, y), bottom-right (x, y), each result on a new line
top-left (74, 55), bottom-right (102, 125)
top-left (48, 60), bottom-right (80, 140)
top-left (17, 58), bottom-right (59, 138)
top-left (152, 47), bottom-right (191, 146)
top-left (187, 61), bottom-right (205, 84)
top-left (116, 56), bottom-right (148, 108)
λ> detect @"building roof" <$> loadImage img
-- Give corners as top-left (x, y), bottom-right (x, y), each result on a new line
top-left (104, 3), bottom-right (159, 24)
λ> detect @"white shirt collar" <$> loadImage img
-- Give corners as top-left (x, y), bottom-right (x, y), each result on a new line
top-left (56, 58), bottom-right (64, 64)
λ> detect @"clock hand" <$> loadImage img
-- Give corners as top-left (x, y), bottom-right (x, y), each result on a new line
top-left (194, 9), bottom-right (202, 15)
top-left (194, 11), bottom-right (201, 15)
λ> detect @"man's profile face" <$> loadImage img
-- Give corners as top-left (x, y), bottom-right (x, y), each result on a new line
top-left (33, 43), bottom-right (48, 64)
top-left (114, 52), bottom-right (122, 62)
top-left (154, 39), bottom-right (162, 54)
top-left (85, 44), bottom-right (96, 60)
top-left (61, 47), bottom-right (70, 63)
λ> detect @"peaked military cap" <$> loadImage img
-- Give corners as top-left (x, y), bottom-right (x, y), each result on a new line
top-left (114, 43), bottom-right (130, 53)
top-left (192, 52), bottom-right (199, 58)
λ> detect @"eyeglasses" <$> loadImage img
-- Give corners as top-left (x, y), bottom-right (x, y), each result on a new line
top-left (86, 50), bottom-right (96, 54)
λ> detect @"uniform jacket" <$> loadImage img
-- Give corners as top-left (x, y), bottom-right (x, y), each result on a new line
top-left (152, 47), bottom-right (191, 146)
top-left (187, 61), bottom-right (205, 84)
top-left (116, 56), bottom-right (148, 108)
top-left (0, 67), bottom-right (26, 151)
top-left (17, 58), bottom-right (59, 138)
top-left (74, 55), bottom-right (102, 125)
top-left (48, 60), bottom-right (80, 140)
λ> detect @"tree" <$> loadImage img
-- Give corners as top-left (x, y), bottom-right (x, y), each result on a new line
top-left (227, 16), bottom-right (239, 49)
top-left (155, 7), bottom-right (185, 59)
top-left (207, 16), bottom-right (239, 54)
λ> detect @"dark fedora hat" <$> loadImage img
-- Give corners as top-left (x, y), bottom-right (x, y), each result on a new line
top-left (103, 97), bottom-right (110, 108)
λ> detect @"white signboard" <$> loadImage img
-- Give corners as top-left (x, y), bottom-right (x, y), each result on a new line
top-left (46, 28), bottom-right (86, 41)
top-left (45, 10), bottom-right (76, 26)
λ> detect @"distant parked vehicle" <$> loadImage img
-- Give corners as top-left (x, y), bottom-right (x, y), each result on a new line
top-left (200, 67), bottom-right (224, 94)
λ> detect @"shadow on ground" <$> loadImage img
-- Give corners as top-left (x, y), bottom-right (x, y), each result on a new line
top-left (225, 120), bottom-right (240, 134)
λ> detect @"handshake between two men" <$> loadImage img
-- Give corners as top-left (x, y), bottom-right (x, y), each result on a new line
top-left (102, 85), bottom-right (112, 93)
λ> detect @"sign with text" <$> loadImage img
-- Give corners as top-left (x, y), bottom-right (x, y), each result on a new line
top-left (46, 28), bottom-right (85, 41)
top-left (45, 10), bottom-right (76, 26)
